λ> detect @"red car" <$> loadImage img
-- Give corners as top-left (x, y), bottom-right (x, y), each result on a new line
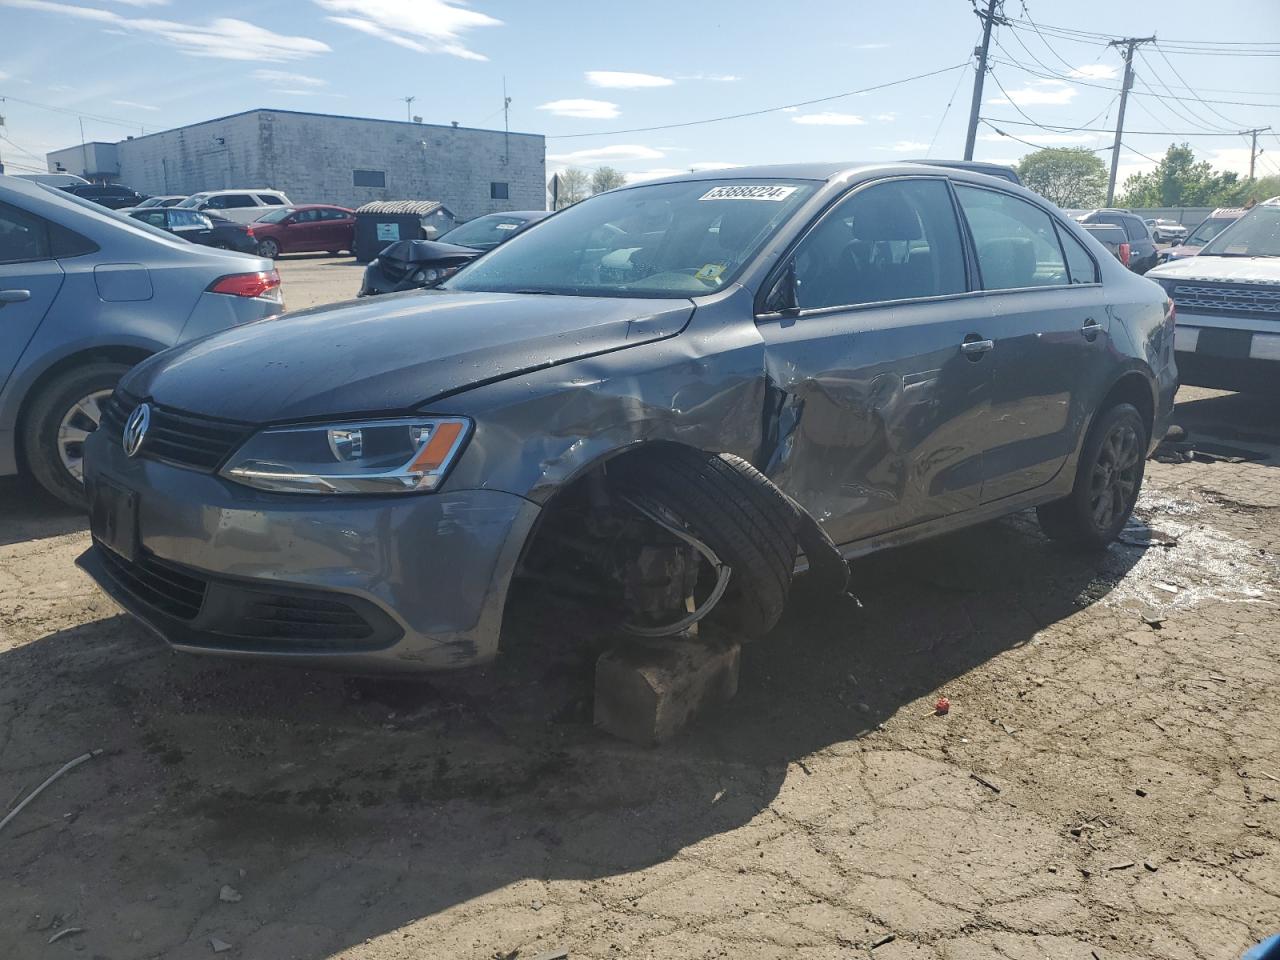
top-left (246, 204), bottom-right (355, 258)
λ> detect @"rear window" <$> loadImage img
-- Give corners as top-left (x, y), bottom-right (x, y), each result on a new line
top-left (257, 194), bottom-right (286, 205)
top-left (1122, 217), bottom-right (1148, 242)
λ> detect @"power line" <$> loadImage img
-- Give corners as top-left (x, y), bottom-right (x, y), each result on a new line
top-left (979, 116), bottom-right (1258, 137)
top-left (1003, 18), bottom-right (1280, 51)
top-left (986, 54), bottom-right (1280, 108)
top-left (926, 60), bottom-right (972, 158)
top-left (1151, 41), bottom-right (1249, 130)
top-left (546, 62), bottom-right (969, 139)
top-left (0, 92), bottom-right (151, 132)
top-left (963, 0), bottom-right (1006, 161)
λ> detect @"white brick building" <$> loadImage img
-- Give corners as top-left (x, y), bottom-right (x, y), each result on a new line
top-left (46, 108), bottom-right (546, 221)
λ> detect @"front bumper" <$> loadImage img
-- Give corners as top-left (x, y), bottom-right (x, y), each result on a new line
top-left (78, 429), bottom-right (540, 672)
top-left (1174, 315), bottom-right (1280, 394)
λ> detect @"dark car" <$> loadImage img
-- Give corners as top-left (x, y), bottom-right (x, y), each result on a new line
top-left (1159, 206), bottom-right (1248, 263)
top-left (1076, 209), bottom-right (1158, 274)
top-left (246, 204), bottom-right (356, 259)
top-left (197, 212), bottom-right (259, 254)
top-left (63, 183), bottom-right (147, 210)
top-left (359, 211), bottom-right (550, 296)
top-left (79, 163), bottom-right (1175, 673)
top-left (1078, 222), bottom-right (1132, 268)
top-left (126, 207), bottom-right (218, 246)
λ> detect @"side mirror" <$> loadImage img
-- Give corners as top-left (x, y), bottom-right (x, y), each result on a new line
top-left (764, 259), bottom-right (800, 314)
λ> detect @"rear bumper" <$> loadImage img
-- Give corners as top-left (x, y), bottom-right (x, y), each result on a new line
top-left (79, 429), bottom-right (541, 672)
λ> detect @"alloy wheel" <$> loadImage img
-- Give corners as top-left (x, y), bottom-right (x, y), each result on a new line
top-left (57, 388), bottom-right (113, 483)
top-left (257, 239), bottom-right (279, 258)
top-left (1088, 421), bottom-right (1142, 532)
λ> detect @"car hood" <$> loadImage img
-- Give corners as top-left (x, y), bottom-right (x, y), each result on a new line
top-left (125, 289), bottom-right (694, 422)
top-left (1147, 255), bottom-right (1280, 284)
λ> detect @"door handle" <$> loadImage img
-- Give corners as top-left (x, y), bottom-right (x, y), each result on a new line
top-left (1081, 318), bottom-right (1101, 341)
top-left (0, 289), bottom-right (32, 305)
top-left (961, 337), bottom-right (994, 359)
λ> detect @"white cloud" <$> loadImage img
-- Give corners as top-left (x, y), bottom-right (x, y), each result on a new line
top-left (315, 0), bottom-right (499, 61)
top-left (0, 70), bottom-right (9, 81)
top-left (1069, 64), bottom-right (1119, 81)
top-left (625, 168), bottom-right (686, 183)
top-left (877, 140), bottom-right (929, 152)
top-left (586, 70), bottom-right (674, 89)
top-left (110, 98), bottom-right (158, 111)
top-left (676, 73), bottom-right (741, 82)
top-left (792, 112), bottom-right (866, 126)
top-left (986, 79), bottom-right (1077, 107)
top-left (538, 98), bottom-right (619, 120)
top-left (548, 144), bottom-right (664, 165)
top-left (252, 69), bottom-right (326, 88)
top-left (0, 1), bottom-right (330, 61)
top-left (873, 113), bottom-right (896, 122)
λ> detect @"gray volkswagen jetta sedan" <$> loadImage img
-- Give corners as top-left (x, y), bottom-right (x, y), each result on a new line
top-left (79, 163), bottom-right (1176, 672)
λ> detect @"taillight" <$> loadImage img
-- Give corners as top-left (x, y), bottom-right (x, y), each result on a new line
top-left (209, 269), bottom-right (282, 300)
top-left (1118, 242), bottom-right (1131, 266)
top-left (245, 225), bottom-right (256, 237)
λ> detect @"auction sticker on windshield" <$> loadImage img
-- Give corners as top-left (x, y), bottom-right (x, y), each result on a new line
top-left (700, 185), bottom-right (799, 202)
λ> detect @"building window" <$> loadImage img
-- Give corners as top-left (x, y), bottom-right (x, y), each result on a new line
top-left (354, 169), bottom-right (386, 188)
top-left (490, 181), bottom-right (509, 200)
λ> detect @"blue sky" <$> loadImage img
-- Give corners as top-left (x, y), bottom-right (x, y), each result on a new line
top-left (2, 0), bottom-right (1278, 190)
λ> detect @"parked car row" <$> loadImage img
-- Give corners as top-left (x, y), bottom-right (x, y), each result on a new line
top-left (126, 204), bottom-right (356, 258)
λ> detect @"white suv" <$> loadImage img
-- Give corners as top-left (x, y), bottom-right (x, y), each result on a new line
top-left (176, 189), bottom-right (292, 224)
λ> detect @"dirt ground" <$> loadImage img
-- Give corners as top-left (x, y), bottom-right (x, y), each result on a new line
top-left (1, 258), bottom-right (1278, 959)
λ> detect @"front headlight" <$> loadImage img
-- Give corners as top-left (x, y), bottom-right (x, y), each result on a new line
top-left (220, 416), bottom-right (471, 495)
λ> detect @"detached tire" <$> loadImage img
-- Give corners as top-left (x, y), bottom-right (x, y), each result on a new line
top-left (23, 361), bottom-right (130, 509)
top-left (1037, 402), bottom-right (1148, 551)
top-left (610, 447), bottom-right (800, 639)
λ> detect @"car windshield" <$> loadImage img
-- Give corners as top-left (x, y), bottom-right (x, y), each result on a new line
top-left (256, 207), bottom-right (297, 224)
top-left (438, 215), bottom-right (531, 251)
top-left (1186, 216), bottom-right (1236, 246)
top-left (1199, 205), bottom-right (1280, 257)
top-left (176, 194), bottom-right (210, 209)
top-left (445, 178), bottom-right (818, 298)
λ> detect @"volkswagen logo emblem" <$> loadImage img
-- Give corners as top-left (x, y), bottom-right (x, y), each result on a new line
top-left (123, 403), bottom-right (151, 458)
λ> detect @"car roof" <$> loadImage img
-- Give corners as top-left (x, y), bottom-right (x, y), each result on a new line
top-left (625, 160), bottom-right (1028, 190)
top-left (290, 203), bottom-right (353, 211)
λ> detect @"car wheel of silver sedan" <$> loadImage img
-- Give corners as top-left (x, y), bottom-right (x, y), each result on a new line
top-left (22, 361), bottom-right (131, 509)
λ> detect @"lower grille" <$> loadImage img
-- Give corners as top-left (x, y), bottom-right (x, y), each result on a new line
top-left (235, 592), bottom-right (375, 642)
top-left (99, 547), bottom-right (208, 621)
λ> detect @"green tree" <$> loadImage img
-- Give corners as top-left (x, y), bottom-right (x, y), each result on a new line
top-left (1239, 174), bottom-right (1280, 204)
top-left (1117, 143), bottom-right (1247, 208)
top-left (1016, 148), bottom-right (1108, 208)
top-left (590, 166), bottom-right (627, 194)
top-left (551, 167), bottom-right (589, 209)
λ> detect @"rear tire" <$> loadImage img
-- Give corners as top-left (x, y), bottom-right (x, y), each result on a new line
top-left (23, 362), bottom-right (130, 509)
top-left (256, 238), bottom-right (280, 259)
top-left (610, 447), bottom-right (801, 638)
top-left (1037, 403), bottom-right (1147, 550)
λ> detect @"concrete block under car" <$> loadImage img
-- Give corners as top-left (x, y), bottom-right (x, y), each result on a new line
top-left (594, 635), bottom-right (741, 745)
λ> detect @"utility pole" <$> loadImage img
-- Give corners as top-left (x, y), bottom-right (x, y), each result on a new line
top-left (402, 96), bottom-right (415, 122)
top-left (1105, 36), bottom-right (1156, 206)
top-left (1244, 126), bottom-right (1271, 180)
top-left (502, 76), bottom-right (512, 165)
top-left (963, 0), bottom-right (1004, 161)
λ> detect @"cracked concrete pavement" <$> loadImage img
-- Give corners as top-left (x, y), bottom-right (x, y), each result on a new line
top-left (0, 258), bottom-right (1277, 959)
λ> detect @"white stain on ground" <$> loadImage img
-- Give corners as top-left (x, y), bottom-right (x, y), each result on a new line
top-left (1100, 489), bottom-right (1277, 612)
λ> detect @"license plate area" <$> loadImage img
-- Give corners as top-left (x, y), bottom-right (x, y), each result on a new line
top-left (90, 478), bottom-right (139, 562)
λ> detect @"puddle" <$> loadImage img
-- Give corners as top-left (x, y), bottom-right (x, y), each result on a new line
top-left (1095, 489), bottom-right (1277, 613)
